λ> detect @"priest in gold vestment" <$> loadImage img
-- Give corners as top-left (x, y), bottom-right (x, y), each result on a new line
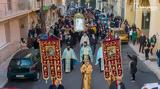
top-left (80, 57), bottom-right (93, 89)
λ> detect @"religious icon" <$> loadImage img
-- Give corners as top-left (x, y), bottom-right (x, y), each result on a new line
top-left (74, 13), bottom-right (85, 32)
top-left (46, 46), bottom-right (55, 56)
top-left (107, 46), bottom-right (116, 59)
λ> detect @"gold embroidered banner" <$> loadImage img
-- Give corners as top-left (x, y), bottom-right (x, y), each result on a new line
top-left (103, 39), bottom-right (123, 81)
top-left (39, 36), bottom-right (62, 82)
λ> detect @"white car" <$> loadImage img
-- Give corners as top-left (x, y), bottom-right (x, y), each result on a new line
top-left (141, 83), bottom-right (160, 89)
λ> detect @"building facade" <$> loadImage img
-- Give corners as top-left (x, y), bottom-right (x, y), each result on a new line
top-left (125, 0), bottom-right (160, 49)
top-left (0, 0), bottom-right (64, 64)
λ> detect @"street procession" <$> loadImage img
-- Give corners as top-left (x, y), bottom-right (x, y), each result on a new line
top-left (39, 5), bottom-right (124, 89)
top-left (1, 0), bottom-right (160, 89)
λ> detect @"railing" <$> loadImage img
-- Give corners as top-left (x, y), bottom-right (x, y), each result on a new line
top-left (0, 0), bottom-right (41, 19)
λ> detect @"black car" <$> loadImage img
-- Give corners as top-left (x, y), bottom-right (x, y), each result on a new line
top-left (7, 49), bottom-right (41, 81)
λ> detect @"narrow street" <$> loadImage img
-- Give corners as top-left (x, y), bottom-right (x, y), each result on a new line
top-left (5, 44), bottom-right (159, 89)
top-left (1, 0), bottom-right (160, 89)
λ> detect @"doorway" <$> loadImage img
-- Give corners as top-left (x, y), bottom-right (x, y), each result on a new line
top-left (141, 10), bottom-right (150, 37)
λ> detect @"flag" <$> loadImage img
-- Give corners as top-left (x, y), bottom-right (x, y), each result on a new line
top-left (39, 36), bottom-right (62, 82)
top-left (103, 38), bottom-right (123, 81)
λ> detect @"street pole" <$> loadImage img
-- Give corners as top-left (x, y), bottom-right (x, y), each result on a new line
top-left (134, 0), bottom-right (137, 24)
top-left (40, 0), bottom-right (46, 33)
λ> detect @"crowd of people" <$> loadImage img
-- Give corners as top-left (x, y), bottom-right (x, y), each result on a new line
top-left (51, 7), bottom-right (127, 89)
top-left (124, 23), bottom-right (157, 60)
top-left (18, 3), bottom-right (159, 89)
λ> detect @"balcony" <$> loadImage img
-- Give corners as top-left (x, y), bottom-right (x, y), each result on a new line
top-left (0, 0), bottom-right (41, 22)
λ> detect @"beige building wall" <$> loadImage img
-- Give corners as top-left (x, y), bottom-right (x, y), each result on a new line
top-left (149, 0), bottom-right (160, 49)
top-left (0, 19), bottom-right (20, 64)
top-left (135, 8), bottom-right (142, 30)
top-left (9, 19), bottom-right (21, 42)
top-left (0, 23), bottom-right (7, 47)
top-left (125, 3), bottom-right (134, 26)
top-left (0, 0), bottom-right (59, 64)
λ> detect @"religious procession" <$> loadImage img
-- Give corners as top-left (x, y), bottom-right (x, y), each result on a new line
top-left (2, 0), bottom-right (160, 89)
top-left (42, 7), bottom-right (125, 89)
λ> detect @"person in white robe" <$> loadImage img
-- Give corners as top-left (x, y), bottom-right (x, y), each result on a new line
top-left (80, 32), bottom-right (90, 47)
top-left (62, 45), bottom-right (77, 73)
top-left (95, 43), bottom-right (104, 72)
top-left (80, 42), bottom-right (93, 63)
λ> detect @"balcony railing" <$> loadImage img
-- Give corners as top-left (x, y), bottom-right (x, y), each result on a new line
top-left (0, 0), bottom-right (41, 20)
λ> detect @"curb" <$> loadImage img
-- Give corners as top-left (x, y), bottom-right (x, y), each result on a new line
top-left (0, 80), bottom-right (8, 88)
top-left (129, 44), bottom-right (160, 80)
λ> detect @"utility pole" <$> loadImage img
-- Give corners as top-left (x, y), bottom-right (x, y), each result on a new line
top-left (40, 0), bottom-right (46, 33)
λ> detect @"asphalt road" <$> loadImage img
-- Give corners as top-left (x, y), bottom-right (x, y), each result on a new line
top-left (5, 43), bottom-right (159, 89)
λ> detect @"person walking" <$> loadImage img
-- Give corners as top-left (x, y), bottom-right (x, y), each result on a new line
top-left (127, 54), bottom-right (137, 65)
top-left (145, 46), bottom-right (150, 60)
top-left (129, 29), bottom-right (133, 41)
top-left (89, 34), bottom-right (96, 54)
top-left (139, 34), bottom-right (146, 53)
top-left (156, 49), bottom-right (160, 67)
top-left (80, 32), bottom-right (90, 47)
top-left (150, 35), bottom-right (157, 55)
top-left (80, 42), bottom-right (93, 63)
top-left (132, 30), bottom-right (137, 45)
top-left (128, 54), bottom-right (137, 82)
top-left (62, 44), bottom-right (77, 73)
top-left (81, 57), bottom-right (93, 89)
top-left (95, 42), bottom-right (104, 72)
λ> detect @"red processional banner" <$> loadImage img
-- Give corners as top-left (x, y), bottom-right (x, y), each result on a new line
top-left (103, 38), bottom-right (123, 80)
top-left (39, 36), bottom-right (62, 82)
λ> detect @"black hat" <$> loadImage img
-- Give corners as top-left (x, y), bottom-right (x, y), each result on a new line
top-left (66, 42), bottom-right (71, 46)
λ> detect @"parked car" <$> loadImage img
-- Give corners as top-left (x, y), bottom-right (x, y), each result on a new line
top-left (141, 82), bottom-right (160, 89)
top-left (114, 29), bottom-right (129, 43)
top-left (7, 49), bottom-right (41, 81)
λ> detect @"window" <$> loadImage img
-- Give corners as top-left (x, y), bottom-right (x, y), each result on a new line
top-left (4, 22), bottom-right (11, 42)
top-left (142, 11), bottom-right (150, 30)
top-left (19, 58), bottom-right (32, 66)
top-left (7, 0), bottom-right (12, 10)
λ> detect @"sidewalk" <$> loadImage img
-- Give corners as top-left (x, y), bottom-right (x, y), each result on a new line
top-left (0, 50), bottom-right (20, 88)
top-left (129, 43), bottom-right (160, 80)
top-left (0, 56), bottom-right (11, 88)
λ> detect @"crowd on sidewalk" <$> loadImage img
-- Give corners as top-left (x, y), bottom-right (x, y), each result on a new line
top-left (120, 18), bottom-right (158, 62)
